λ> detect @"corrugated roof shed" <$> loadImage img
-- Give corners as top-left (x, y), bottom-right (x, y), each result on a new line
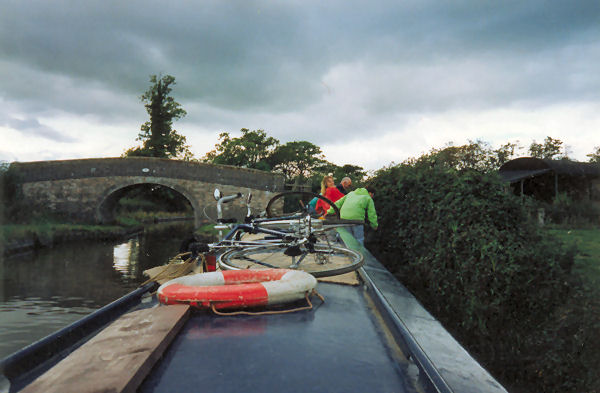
top-left (498, 157), bottom-right (600, 183)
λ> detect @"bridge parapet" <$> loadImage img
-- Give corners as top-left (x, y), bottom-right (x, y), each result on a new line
top-left (9, 157), bottom-right (286, 226)
top-left (10, 157), bottom-right (283, 191)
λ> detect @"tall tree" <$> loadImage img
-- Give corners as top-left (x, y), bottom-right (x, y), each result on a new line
top-left (203, 129), bottom-right (279, 170)
top-left (491, 142), bottom-right (519, 169)
top-left (528, 136), bottom-right (567, 160)
top-left (587, 146), bottom-right (600, 163)
top-left (413, 140), bottom-right (518, 173)
top-left (203, 129), bottom-right (330, 187)
top-left (269, 141), bottom-right (326, 183)
top-left (125, 74), bottom-right (191, 159)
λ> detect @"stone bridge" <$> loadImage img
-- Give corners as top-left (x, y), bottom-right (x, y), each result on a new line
top-left (9, 157), bottom-right (285, 227)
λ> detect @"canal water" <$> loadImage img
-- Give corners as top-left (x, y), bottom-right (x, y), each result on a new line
top-left (0, 223), bottom-right (195, 359)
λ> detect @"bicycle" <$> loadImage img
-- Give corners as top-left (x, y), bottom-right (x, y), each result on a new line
top-left (199, 189), bottom-right (364, 278)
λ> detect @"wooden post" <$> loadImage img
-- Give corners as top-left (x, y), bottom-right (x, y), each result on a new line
top-left (520, 179), bottom-right (524, 197)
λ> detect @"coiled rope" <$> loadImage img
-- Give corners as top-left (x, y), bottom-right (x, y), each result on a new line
top-left (209, 289), bottom-right (325, 316)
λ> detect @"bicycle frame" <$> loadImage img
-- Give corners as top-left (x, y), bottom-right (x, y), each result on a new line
top-left (210, 216), bottom-right (314, 250)
top-left (192, 189), bottom-right (363, 274)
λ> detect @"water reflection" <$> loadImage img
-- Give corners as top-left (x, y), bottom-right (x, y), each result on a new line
top-left (113, 240), bottom-right (139, 280)
top-left (0, 223), bottom-right (193, 359)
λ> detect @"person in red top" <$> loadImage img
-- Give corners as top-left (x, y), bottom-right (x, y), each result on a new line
top-left (315, 175), bottom-right (344, 216)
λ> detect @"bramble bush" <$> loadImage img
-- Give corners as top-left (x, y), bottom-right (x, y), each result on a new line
top-left (366, 163), bottom-right (598, 392)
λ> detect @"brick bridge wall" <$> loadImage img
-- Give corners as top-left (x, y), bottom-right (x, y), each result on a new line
top-left (9, 157), bottom-right (286, 227)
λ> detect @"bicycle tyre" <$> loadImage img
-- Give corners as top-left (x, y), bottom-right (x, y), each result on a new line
top-left (218, 243), bottom-right (363, 278)
top-left (315, 218), bottom-right (365, 233)
top-left (265, 191), bottom-right (341, 219)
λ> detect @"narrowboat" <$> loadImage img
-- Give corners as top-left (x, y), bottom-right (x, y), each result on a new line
top-left (0, 230), bottom-right (508, 393)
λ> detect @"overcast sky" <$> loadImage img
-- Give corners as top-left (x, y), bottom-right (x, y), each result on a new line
top-left (1, 0), bottom-right (599, 170)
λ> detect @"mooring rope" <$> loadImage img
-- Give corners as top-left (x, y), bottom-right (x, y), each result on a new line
top-left (140, 252), bottom-right (204, 288)
top-left (209, 289), bottom-right (325, 316)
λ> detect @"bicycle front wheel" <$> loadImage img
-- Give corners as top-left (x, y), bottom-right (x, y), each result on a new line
top-left (218, 244), bottom-right (363, 278)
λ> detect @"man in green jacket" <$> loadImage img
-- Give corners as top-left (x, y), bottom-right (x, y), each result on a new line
top-left (327, 187), bottom-right (378, 245)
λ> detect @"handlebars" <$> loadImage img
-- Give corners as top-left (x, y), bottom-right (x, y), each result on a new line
top-left (218, 192), bottom-right (243, 204)
top-left (216, 191), bottom-right (243, 222)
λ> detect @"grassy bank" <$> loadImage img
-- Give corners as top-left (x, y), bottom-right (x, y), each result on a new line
top-left (0, 212), bottom-right (217, 255)
top-left (546, 227), bottom-right (600, 291)
top-left (0, 222), bottom-right (142, 254)
top-left (114, 211), bottom-right (194, 226)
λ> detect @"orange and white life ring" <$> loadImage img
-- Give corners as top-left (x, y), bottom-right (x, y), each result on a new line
top-left (157, 269), bottom-right (317, 309)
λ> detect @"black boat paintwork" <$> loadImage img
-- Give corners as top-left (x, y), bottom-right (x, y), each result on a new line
top-left (0, 282), bottom-right (157, 392)
top-left (141, 283), bottom-right (416, 393)
top-left (345, 231), bottom-right (508, 393)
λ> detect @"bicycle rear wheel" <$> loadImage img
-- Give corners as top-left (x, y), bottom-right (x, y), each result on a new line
top-left (218, 243), bottom-right (363, 277)
top-left (265, 191), bottom-right (340, 219)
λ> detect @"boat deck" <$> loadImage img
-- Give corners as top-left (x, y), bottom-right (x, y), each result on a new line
top-left (141, 282), bottom-right (418, 393)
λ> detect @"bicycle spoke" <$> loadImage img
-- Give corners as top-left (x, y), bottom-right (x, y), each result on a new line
top-left (218, 243), bottom-right (363, 277)
top-left (240, 256), bottom-right (278, 269)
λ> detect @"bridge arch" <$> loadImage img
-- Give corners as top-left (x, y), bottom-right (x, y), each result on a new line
top-left (97, 179), bottom-right (200, 225)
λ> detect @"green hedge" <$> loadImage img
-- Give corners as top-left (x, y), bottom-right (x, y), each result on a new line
top-left (366, 164), bottom-right (598, 392)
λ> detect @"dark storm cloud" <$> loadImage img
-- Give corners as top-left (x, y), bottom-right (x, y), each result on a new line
top-left (1, 1), bottom-right (325, 112)
top-left (1, 0), bottom-right (599, 142)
